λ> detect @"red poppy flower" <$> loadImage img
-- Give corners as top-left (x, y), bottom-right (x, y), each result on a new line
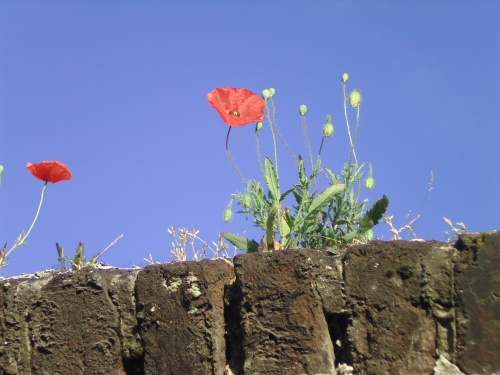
top-left (26, 161), bottom-right (73, 184)
top-left (208, 88), bottom-right (265, 127)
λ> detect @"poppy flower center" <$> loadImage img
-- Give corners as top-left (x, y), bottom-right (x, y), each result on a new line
top-left (229, 110), bottom-right (240, 117)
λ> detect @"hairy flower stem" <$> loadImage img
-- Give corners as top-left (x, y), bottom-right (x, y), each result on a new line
top-left (269, 98), bottom-right (298, 167)
top-left (317, 136), bottom-right (326, 157)
top-left (226, 148), bottom-right (245, 184)
top-left (265, 102), bottom-right (280, 175)
top-left (352, 106), bottom-right (361, 161)
top-left (301, 116), bottom-right (314, 173)
top-left (225, 126), bottom-right (232, 151)
top-left (6, 182), bottom-right (48, 258)
top-left (225, 127), bottom-right (246, 184)
top-left (256, 131), bottom-right (265, 177)
top-left (343, 82), bottom-right (358, 166)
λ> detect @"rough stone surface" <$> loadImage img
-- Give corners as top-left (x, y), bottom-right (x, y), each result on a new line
top-left (0, 268), bottom-right (141, 375)
top-left (135, 260), bottom-right (234, 375)
top-left (0, 233), bottom-right (498, 375)
top-left (454, 232), bottom-right (500, 374)
top-left (344, 240), bottom-right (445, 374)
top-left (227, 249), bottom-right (343, 375)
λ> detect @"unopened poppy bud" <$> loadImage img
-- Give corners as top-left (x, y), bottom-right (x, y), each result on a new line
top-left (269, 88), bottom-right (276, 97)
top-left (365, 177), bottom-right (375, 189)
top-left (299, 105), bottom-right (308, 116)
top-left (56, 242), bottom-right (64, 258)
top-left (224, 208), bottom-right (233, 223)
top-left (323, 116), bottom-right (334, 137)
top-left (256, 122), bottom-right (263, 132)
top-left (242, 194), bottom-right (252, 208)
top-left (349, 90), bottom-right (362, 108)
top-left (342, 73), bottom-right (349, 83)
top-left (365, 229), bottom-right (374, 241)
top-left (0, 165), bottom-right (4, 175)
top-left (262, 89), bottom-right (271, 100)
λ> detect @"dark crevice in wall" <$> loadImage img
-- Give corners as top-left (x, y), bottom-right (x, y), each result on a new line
top-left (122, 355), bottom-right (144, 375)
top-left (325, 312), bottom-right (353, 367)
top-left (123, 277), bottom-right (145, 375)
top-left (223, 280), bottom-right (245, 375)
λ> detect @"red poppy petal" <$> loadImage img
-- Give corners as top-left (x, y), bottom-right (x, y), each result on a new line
top-left (208, 87), bottom-right (265, 127)
top-left (27, 161), bottom-right (73, 184)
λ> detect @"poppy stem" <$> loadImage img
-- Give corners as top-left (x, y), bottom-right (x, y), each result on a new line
top-left (343, 81), bottom-right (358, 166)
top-left (266, 97), bottom-right (297, 168)
top-left (6, 182), bottom-right (48, 258)
top-left (226, 148), bottom-right (246, 185)
top-left (265, 103), bottom-right (279, 175)
top-left (255, 129), bottom-right (265, 177)
top-left (225, 127), bottom-right (246, 184)
top-left (225, 126), bottom-right (231, 151)
top-left (301, 115), bottom-right (314, 175)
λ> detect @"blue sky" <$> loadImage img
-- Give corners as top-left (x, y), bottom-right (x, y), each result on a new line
top-left (1, 1), bottom-right (498, 277)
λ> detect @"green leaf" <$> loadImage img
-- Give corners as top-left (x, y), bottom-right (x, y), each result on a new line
top-left (265, 157), bottom-right (280, 202)
top-left (70, 242), bottom-right (86, 270)
top-left (312, 155), bottom-right (322, 176)
top-left (279, 207), bottom-right (292, 238)
top-left (342, 231), bottom-right (359, 242)
top-left (359, 195), bottom-right (389, 232)
top-left (221, 232), bottom-right (259, 253)
top-left (303, 184), bottom-right (345, 221)
top-left (280, 188), bottom-right (294, 202)
top-left (298, 156), bottom-right (307, 184)
top-left (286, 184), bottom-right (345, 248)
top-left (343, 195), bottom-right (390, 243)
top-left (367, 195), bottom-right (389, 225)
top-left (265, 203), bottom-right (280, 249)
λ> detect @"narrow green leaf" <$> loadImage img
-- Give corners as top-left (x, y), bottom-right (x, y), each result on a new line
top-left (345, 195), bottom-right (390, 242)
top-left (279, 208), bottom-right (292, 238)
top-left (298, 156), bottom-right (307, 184)
top-left (265, 157), bottom-right (280, 202)
top-left (365, 195), bottom-right (389, 226)
top-left (280, 187), bottom-right (294, 202)
top-left (289, 184), bottom-right (345, 242)
top-left (265, 203), bottom-right (280, 249)
top-left (358, 195), bottom-right (389, 232)
top-left (221, 232), bottom-right (259, 253)
top-left (303, 184), bottom-right (345, 221)
top-left (313, 155), bottom-right (322, 176)
top-left (343, 231), bottom-right (359, 242)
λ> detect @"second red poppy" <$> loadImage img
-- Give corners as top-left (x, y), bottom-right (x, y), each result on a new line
top-left (27, 161), bottom-right (73, 184)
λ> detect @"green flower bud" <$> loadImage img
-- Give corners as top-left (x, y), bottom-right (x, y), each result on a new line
top-left (242, 194), bottom-right (252, 208)
top-left (323, 116), bottom-right (334, 137)
top-left (365, 177), bottom-right (375, 190)
top-left (262, 89), bottom-right (271, 100)
top-left (269, 88), bottom-right (276, 97)
top-left (299, 105), bottom-right (308, 116)
top-left (0, 165), bottom-right (4, 175)
top-left (349, 90), bottom-right (362, 108)
top-left (365, 229), bottom-right (374, 241)
top-left (224, 208), bottom-right (233, 223)
top-left (342, 73), bottom-right (349, 83)
top-left (256, 122), bottom-right (263, 132)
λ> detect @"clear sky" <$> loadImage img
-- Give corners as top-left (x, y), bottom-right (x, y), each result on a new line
top-left (1, 1), bottom-right (498, 277)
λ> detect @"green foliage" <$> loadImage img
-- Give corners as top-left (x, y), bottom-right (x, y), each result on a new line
top-left (56, 235), bottom-right (123, 271)
top-left (222, 74), bottom-right (389, 251)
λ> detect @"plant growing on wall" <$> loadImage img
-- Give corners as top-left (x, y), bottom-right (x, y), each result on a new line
top-left (56, 235), bottom-right (123, 271)
top-left (208, 73), bottom-right (388, 252)
top-left (0, 161), bottom-right (72, 268)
